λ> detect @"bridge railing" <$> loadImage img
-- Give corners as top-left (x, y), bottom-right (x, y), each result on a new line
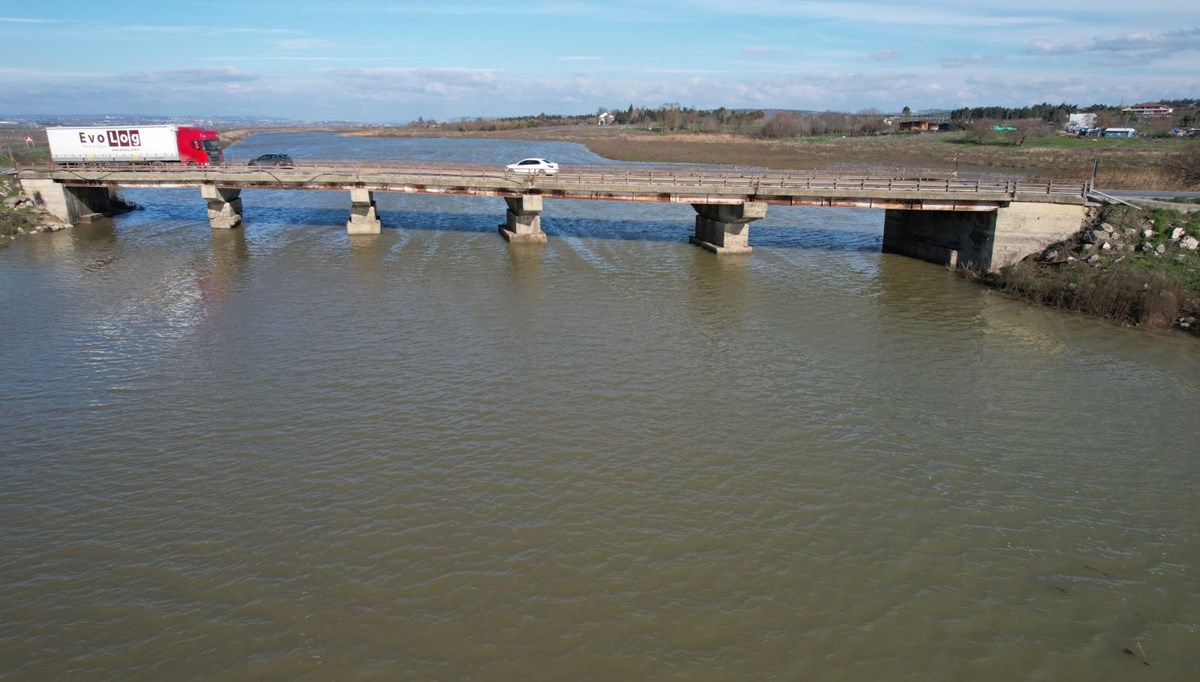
top-left (24, 159), bottom-right (1091, 197)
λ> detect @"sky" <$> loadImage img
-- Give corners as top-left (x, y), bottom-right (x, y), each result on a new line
top-left (1, 0), bottom-right (1197, 123)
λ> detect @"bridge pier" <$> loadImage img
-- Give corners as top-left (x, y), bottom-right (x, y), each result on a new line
top-left (690, 202), bottom-right (767, 254)
top-left (19, 178), bottom-right (112, 225)
top-left (500, 195), bottom-right (547, 244)
top-left (347, 188), bottom-right (381, 234)
top-left (202, 186), bottom-right (243, 229)
top-left (883, 202), bottom-right (1086, 271)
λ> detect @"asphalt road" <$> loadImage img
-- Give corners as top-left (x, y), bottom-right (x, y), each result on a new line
top-left (1100, 189), bottom-right (1200, 200)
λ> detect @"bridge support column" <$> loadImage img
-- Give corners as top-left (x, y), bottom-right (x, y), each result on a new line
top-left (19, 178), bottom-right (112, 225)
top-left (883, 202), bottom-right (1086, 271)
top-left (347, 188), bottom-right (381, 234)
top-left (202, 186), bottom-right (243, 229)
top-left (500, 195), bottom-right (546, 244)
top-left (690, 202), bottom-right (767, 254)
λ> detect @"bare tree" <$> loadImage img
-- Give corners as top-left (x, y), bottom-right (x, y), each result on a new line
top-left (757, 112), bottom-right (802, 139)
top-left (968, 119), bottom-right (997, 145)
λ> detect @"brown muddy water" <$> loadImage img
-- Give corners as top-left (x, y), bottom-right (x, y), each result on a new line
top-left (1, 135), bottom-right (1198, 680)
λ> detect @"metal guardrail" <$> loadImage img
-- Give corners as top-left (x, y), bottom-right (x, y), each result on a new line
top-left (21, 160), bottom-right (1093, 198)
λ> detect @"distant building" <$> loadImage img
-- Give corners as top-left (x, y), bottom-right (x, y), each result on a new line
top-left (1067, 113), bottom-right (1097, 130)
top-left (1103, 127), bottom-right (1137, 138)
top-left (598, 112), bottom-right (614, 126)
top-left (1121, 103), bottom-right (1174, 119)
top-left (897, 118), bottom-right (944, 132)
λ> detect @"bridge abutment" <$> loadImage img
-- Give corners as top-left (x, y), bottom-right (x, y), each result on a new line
top-left (347, 188), bottom-right (381, 234)
top-left (501, 195), bottom-right (547, 244)
top-left (202, 186), bottom-right (243, 229)
top-left (19, 178), bottom-right (112, 225)
top-left (883, 202), bottom-right (1086, 271)
top-left (690, 202), bottom-right (767, 254)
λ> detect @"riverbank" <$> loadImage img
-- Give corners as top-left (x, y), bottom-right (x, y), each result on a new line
top-left (346, 124), bottom-right (1199, 191)
top-left (0, 172), bottom-right (66, 243)
top-left (964, 202), bottom-right (1200, 334)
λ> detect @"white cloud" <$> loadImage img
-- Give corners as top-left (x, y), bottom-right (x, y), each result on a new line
top-left (1027, 25), bottom-right (1200, 61)
top-left (939, 54), bottom-right (1003, 68)
top-left (279, 39), bottom-right (337, 50)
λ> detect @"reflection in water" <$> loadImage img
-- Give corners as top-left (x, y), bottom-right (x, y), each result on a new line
top-left (1, 134), bottom-right (1198, 681)
top-left (198, 228), bottom-right (250, 310)
top-left (505, 241), bottom-right (544, 289)
top-left (71, 220), bottom-right (118, 247)
top-left (685, 247), bottom-right (750, 336)
top-left (347, 232), bottom-right (386, 288)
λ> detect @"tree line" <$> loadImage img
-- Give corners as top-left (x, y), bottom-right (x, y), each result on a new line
top-left (405, 100), bottom-right (1198, 138)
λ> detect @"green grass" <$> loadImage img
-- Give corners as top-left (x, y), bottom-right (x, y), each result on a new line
top-left (976, 205), bottom-right (1200, 331)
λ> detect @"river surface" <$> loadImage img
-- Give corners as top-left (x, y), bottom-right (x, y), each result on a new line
top-left (2, 133), bottom-right (1199, 681)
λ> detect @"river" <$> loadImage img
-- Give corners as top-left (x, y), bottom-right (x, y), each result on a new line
top-left (2, 133), bottom-right (1198, 680)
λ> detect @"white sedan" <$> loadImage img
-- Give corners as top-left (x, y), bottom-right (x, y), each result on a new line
top-left (505, 158), bottom-right (559, 175)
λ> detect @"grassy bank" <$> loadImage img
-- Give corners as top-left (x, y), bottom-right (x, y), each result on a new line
top-left (965, 204), bottom-right (1200, 333)
top-left (353, 124), bottom-right (1199, 190)
top-left (0, 173), bottom-right (64, 244)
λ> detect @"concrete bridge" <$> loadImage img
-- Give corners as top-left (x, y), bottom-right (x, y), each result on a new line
top-left (17, 162), bottom-right (1091, 271)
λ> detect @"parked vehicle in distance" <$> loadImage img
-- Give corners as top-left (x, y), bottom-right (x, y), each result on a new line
top-left (248, 153), bottom-right (294, 167)
top-left (46, 125), bottom-right (221, 165)
top-left (505, 158), bottom-right (559, 175)
top-left (1102, 128), bottom-right (1137, 139)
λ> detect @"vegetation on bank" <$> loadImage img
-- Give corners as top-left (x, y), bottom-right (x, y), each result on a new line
top-left (471, 125), bottom-right (1199, 191)
top-left (964, 205), bottom-right (1200, 333)
top-left (0, 173), bottom-right (64, 243)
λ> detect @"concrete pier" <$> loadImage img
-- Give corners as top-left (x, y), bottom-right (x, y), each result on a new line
top-left (202, 186), bottom-right (243, 229)
top-left (347, 188), bottom-right (381, 234)
top-left (18, 164), bottom-right (1093, 270)
top-left (501, 195), bottom-right (547, 244)
top-left (18, 178), bottom-right (112, 225)
top-left (883, 202), bottom-right (1086, 270)
top-left (690, 202), bottom-right (767, 254)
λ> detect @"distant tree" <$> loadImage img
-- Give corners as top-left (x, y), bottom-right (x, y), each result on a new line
top-left (662, 106), bottom-right (683, 131)
top-left (902, 106), bottom-right (912, 116)
top-left (1014, 125), bottom-right (1030, 146)
top-left (757, 112), bottom-right (802, 139)
top-left (1093, 110), bottom-right (1127, 129)
top-left (968, 119), bottom-right (997, 144)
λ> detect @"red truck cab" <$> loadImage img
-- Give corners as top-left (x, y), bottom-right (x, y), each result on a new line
top-left (176, 126), bottom-right (222, 165)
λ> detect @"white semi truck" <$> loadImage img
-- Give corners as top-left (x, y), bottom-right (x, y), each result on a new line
top-left (46, 125), bottom-right (222, 165)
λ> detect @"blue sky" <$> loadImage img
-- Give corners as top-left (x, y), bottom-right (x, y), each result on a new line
top-left (1, 0), bottom-right (1196, 122)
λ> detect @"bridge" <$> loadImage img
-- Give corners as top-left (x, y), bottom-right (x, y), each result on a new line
top-left (17, 162), bottom-right (1092, 271)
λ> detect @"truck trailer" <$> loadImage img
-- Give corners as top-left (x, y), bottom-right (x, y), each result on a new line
top-left (46, 125), bottom-right (222, 165)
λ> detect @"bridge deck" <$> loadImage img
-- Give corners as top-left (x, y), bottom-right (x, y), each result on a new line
top-left (22, 161), bottom-right (1090, 210)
